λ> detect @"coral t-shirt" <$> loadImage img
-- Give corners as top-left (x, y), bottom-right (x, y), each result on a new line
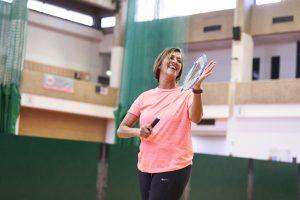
top-left (128, 87), bottom-right (194, 173)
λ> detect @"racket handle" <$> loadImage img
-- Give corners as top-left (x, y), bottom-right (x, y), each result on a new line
top-left (150, 117), bottom-right (160, 128)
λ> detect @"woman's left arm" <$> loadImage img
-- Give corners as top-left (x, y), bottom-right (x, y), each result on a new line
top-left (189, 61), bottom-right (216, 123)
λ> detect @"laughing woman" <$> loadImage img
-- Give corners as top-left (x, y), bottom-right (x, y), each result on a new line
top-left (117, 47), bottom-right (216, 200)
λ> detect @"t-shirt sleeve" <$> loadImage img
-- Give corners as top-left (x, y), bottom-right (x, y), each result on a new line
top-left (128, 93), bottom-right (143, 117)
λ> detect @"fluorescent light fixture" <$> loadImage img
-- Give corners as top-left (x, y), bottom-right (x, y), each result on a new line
top-left (256, 0), bottom-right (282, 5)
top-left (44, 3), bottom-right (67, 19)
top-left (67, 11), bottom-right (94, 26)
top-left (27, 0), bottom-right (43, 11)
top-left (159, 0), bottom-right (236, 19)
top-left (101, 16), bottom-right (116, 28)
top-left (27, 0), bottom-right (93, 26)
top-left (135, 0), bottom-right (236, 21)
top-left (1, 0), bottom-right (13, 3)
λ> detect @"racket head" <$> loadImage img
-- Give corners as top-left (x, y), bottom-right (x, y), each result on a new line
top-left (181, 53), bottom-right (208, 91)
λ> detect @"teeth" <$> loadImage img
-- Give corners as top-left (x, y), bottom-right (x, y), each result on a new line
top-left (168, 65), bottom-right (176, 70)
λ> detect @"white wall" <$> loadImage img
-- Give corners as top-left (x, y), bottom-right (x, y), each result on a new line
top-left (185, 48), bottom-right (232, 83)
top-left (227, 117), bottom-right (300, 163)
top-left (191, 118), bottom-right (228, 156)
top-left (98, 34), bottom-right (113, 78)
top-left (105, 119), bottom-right (116, 144)
top-left (192, 135), bottom-right (228, 156)
top-left (191, 116), bottom-right (300, 163)
top-left (25, 11), bottom-right (113, 82)
top-left (190, 104), bottom-right (300, 163)
top-left (99, 34), bottom-right (113, 53)
top-left (254, 42), bottom-right (297, 80)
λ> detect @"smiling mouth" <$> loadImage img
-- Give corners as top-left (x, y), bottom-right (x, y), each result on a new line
top-left (168, 64), bottom-right (176, 71)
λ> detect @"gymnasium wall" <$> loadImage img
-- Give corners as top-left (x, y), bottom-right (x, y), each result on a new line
top-left (0, 134), bottom-right (99, 200)
top-left (1, 135), bottom-right (297, 200)
top-left (251, 0), bottom-right (300, 35)
top-left (25, 11), bottom-right (113, 82)
top-left (24, 8), bottom-right (300, 84)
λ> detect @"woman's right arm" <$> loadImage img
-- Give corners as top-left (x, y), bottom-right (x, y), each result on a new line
top-left (117, 112), bottom-right (153, 138)
top-left (117, 113), bottom-right (140, 138)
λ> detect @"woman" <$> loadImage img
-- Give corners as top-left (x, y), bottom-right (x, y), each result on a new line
top-left (117, 47), bottom-right (215, 200)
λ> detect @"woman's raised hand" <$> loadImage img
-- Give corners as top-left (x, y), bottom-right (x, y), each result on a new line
top-left (193, 61), bottom-right (216, 89)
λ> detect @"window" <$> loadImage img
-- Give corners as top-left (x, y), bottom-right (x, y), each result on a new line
top-left (271, 56), bottom-right (280, 79)
top-left (256, 0), bottom-right (282, 5)
top-left (1, 0), bottom-right (13, 3)
top-left (252, 58), bottom-right (260, 80)
top-left (27, 0), bottom-right (93, 26)
top-left (135, 0), bottom-right (236, 22)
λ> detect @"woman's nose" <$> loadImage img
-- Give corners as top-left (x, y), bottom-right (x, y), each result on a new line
top-left (170, 59), bottom-right (177, 64)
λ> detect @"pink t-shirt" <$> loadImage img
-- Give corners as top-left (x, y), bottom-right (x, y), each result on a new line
top-left (128, 87), bottom-right (194, 173)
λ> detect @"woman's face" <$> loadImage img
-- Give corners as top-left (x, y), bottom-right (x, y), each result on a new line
top-left (160, 51), bottom-right (182, 80)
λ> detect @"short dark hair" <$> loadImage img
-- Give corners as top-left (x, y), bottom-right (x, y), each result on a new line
top-left (153, 47), bottom-right (183, 82)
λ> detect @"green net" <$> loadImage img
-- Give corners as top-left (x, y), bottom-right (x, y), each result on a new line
top-left (0, 0), bottom-right (28, 134)
top-left (114, 0), bottom-right (188, 145)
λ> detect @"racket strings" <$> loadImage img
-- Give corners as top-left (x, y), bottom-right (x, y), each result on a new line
top-left (181, 54), bottom-right (208, 91)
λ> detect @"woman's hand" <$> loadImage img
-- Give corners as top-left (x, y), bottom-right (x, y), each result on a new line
top-left (139, 125), bottom-right (153, 138)
top-left (193, 61), bottom-right (216, 89)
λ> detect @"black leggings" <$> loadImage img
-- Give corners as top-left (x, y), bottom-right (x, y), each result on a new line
top-left (138, 165), bottom-right (191, 200)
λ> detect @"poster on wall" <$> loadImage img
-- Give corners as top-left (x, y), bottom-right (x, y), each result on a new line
top-left (43, 74), bottom-right (74, 93)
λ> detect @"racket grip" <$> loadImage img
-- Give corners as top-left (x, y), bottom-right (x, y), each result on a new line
top-left (150, 117), bottom-right (160, 128)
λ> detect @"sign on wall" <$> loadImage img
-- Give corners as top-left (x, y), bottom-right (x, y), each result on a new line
top-left (43, 74), bottom-right (74, 93)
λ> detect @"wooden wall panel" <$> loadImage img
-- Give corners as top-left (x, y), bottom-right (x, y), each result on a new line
top-left (235, 79), bottom-right (300, 104)
top-left (21, 70), bottom-right (118, 107)
top-left (202, 83), bottom-right (229, 105)
top-left (19, 107), bottom-right (107, 142)
top-left (24, 60), bottom-right (91, 80)
top-left (203, 79), bottom-right (300, 105)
